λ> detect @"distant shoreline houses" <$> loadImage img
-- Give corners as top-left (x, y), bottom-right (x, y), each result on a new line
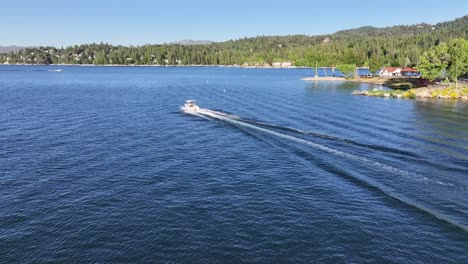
top-left (379, 67), bottom-right (420, 77)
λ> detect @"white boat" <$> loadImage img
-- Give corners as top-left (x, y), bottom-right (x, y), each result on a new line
top-left (181, 100), bottom-right (200, 113)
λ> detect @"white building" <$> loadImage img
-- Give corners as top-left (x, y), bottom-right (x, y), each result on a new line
top-left (379, 67), bottom-right (401, 77)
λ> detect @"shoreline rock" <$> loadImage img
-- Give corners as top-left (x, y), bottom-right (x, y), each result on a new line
top-left (352, 85), bottom-right (468, 100)
top-left (304, 76), bottom-right (468, 101)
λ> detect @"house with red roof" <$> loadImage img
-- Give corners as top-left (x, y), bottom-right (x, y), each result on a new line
top-left (379, 67), bottom-right (401, 77)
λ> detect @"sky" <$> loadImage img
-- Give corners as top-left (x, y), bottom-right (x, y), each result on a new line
top-left (1, 0), bottom-right (467, 47)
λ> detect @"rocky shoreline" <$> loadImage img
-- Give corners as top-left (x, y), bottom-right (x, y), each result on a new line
top-left (352, 85), bottom-right (468, 100)
top-left (303, 76), bottom-right (468, 101)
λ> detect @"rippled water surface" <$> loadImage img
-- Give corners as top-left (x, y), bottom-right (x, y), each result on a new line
top-left (1, 65), bottom-right (467, 263)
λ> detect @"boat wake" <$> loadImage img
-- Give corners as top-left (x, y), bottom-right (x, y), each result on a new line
top-left (185, 107), bottom-right (465, 186)
top-left (182, 104), bottom-right (468, 232)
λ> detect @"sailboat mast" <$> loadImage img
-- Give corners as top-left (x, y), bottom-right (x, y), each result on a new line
top-left (315, 61), bottom-right (318, 78)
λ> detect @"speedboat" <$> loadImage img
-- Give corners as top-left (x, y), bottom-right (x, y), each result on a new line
top-left (181, 100), bottom-right (200, 113)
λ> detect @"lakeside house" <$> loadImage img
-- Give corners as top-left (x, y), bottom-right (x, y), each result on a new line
top-left (401, 67), bottom-right (420, 77)
top-left (379, 67), bottom-right (420, 77)
top-left (380, 67), bottom-right (401, 77)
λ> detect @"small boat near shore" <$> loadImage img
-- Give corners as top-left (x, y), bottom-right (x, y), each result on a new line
top-left (181, 100), bottom-right (200, 113)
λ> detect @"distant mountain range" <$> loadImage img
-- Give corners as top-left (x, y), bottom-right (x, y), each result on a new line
top-left (0, 40), bottom-right (214, 53)
top-left (169, 39), bottom-right (215, 45)
top-left (0, 45), bottom-right (27, 53)
top-left (2, 14), bottom-right (466, 50)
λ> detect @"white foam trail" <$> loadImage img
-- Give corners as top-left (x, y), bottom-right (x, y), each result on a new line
top-left (195, 108), bottom-right (468, 232)
top-left (181, 108), bottom-right (211, 120)
top-left (197, 108), bottom-right (425, 180)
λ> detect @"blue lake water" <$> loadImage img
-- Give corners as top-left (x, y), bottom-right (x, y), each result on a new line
top-left (1, 65), bottom-right (467, 263)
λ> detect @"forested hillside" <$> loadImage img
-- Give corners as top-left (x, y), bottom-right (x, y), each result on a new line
top-left (1, 15), bottom-right (467, 68)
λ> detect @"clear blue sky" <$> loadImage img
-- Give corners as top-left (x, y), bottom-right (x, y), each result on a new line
top-left (2, 0), bottom-right (467, 47)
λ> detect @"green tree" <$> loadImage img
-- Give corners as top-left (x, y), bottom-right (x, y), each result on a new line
top-left (93, 52), bottom-right (108, 65)
top-left (35, 50), bottom-right (51, 65)
top-left (294, 57), bottom-right (308, 67)
top-left (369, 55), bottom-right (384, 73)
top-left (305, 49), bottom-right (324, 66)
top-left (340, 48), bottom-right (359, 65)
top-left (446, 38), bottom-right (468, 87)
top-left (418, 42), bottom-right (449, 81)
top-left (403, 56), bottom-right (411, 67)
top-left (337, 64), bottom-right (357, 78)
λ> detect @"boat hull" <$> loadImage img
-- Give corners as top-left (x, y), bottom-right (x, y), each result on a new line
top-left (181, 105), bottom-right (200, 114)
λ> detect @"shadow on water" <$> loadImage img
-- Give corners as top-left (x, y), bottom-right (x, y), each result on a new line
top-left (412, 100), bottom-right (468, 144)
top-left (303, 80), bottom-right (375, 94)
top-left (336, 81), bottom-right (361, 90)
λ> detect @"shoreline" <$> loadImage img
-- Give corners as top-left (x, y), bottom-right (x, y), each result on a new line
top-left (352, 85), bottom-right (468, 100)
top-left (303, 76), bottom-right (468, 101)
top-left (0, 63), bottom-right (311, 69)
top-left (302, 76), bottom-right (386, 85)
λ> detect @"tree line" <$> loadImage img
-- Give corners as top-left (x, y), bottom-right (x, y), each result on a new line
top-left (1, 15), bottom-right (467, 73)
